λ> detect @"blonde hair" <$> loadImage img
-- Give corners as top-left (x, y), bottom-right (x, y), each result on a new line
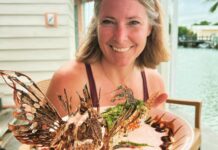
top-left (76, 0), bottom-right (169, 68)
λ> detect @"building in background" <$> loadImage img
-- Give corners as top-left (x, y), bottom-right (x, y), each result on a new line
top-left (191, 25), bottom-right (218, 48)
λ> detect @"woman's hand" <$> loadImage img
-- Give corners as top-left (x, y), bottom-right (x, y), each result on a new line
top-left (147, 92), bottom-right (168, 108)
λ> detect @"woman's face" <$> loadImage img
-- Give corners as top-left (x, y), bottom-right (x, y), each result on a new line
top-left (97, 0), bottom-right (151, 67)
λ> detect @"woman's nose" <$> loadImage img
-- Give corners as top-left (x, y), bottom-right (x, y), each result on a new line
top-left (113, 24), bottom-right (128, 44)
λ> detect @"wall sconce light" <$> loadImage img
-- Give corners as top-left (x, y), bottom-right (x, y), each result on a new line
top-left (45, 13), bottom-right (58, 27)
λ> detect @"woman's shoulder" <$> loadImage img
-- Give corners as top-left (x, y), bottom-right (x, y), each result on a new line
top-left (50, 60), bottom-right (89, 91)
top-left (54, 60), bottom-right (86, 78)
top-left (48, 60), bottom-right (87, 88)
top-left (143, 67), bottom-right (163, 81)
top-left (143, 67), bottom-right (165, 93)
top-left (47, 61), bottom-right (88, 94)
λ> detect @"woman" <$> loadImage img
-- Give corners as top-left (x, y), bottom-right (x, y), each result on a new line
top-left (47, 0), bottom-right (169, 117)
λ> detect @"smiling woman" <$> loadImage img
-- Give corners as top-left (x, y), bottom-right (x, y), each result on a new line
top-left (46, 0), bottom-right (169, 118)
top-left (77, 0), bottom-right (169, 69)
top-left (97, 0), bottom-right (152, 67)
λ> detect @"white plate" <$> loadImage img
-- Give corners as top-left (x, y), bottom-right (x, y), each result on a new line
top-left (101, 107), bottom-right (194, 150)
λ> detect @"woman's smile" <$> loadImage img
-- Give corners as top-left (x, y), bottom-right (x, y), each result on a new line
top-left (110, 45), bottom-right (133, 52)
top-left (97, 0), bottom-right (151, 66)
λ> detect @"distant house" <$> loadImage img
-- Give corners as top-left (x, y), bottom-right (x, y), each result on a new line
top-left (191, 25), bottom-right (218, 40)
top-left (191, 25), bottom-right (218, 48)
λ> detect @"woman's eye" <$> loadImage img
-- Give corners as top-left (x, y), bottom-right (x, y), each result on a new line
top-left (101, 19), bottom-right (114, 25)
top-left (128, 20), bottom-right (140, 25)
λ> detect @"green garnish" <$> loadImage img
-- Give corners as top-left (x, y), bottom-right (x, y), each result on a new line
top-left (113, 141), bottom-right (153, 149)
top-left (101, 100), bottom-right (147, 130)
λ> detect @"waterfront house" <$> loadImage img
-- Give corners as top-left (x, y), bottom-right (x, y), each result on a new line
top-left (191, 25), bottom-right (218, 37)
top-left (191, 25), bottom-right (218, 48)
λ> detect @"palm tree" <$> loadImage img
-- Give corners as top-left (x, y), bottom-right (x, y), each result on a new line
top-left (206, 0), bottom-right (218, 12)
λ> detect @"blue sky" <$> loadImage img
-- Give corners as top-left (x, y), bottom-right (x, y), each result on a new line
top-left (179, 0), bottom-right (218, 27)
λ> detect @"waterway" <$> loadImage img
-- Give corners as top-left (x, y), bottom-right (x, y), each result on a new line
top-left (173, 47), bottom-right (218, 133)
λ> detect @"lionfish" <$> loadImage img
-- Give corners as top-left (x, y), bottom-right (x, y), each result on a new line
top-left (0, 70), bottom-right (149, 150)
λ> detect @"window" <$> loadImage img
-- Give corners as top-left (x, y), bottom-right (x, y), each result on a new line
top-left (74, 0), bottom-right (94, 48)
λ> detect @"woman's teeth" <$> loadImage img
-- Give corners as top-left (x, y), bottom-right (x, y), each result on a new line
top-left (112, 47), bottom-right (130, 52)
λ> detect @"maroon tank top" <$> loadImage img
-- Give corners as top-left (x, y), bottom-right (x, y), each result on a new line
top-left (85, 64), bottom-right (149, 107)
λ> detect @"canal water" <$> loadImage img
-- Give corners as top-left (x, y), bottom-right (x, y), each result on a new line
top-left (173, 47), bottom-right (218, 133)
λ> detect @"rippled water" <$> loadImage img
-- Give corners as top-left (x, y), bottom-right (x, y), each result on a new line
top-left (174, 47), bottom-right (218, 133)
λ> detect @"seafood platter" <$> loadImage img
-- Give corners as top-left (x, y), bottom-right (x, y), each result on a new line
top-left (0, 70), bottom-right (193, 150)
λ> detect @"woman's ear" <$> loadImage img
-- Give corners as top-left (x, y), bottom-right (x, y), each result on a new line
top-left (146, 24), bottom-right (152, 37)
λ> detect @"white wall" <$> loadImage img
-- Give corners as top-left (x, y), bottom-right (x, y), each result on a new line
top-left (0, 0), bottom-right (75, 105)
